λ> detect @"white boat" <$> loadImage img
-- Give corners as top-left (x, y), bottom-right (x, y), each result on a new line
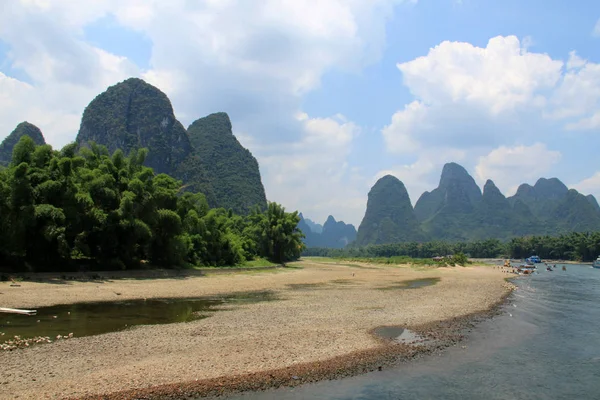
top-left (593, 256), bottom-right (600, 269)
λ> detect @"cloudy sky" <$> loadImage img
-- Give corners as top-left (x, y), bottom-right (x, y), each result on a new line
top-left (1, 0), bottom-right (600, 227)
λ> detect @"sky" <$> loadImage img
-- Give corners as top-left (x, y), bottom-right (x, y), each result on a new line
top-left (1, 0), bottom-right (600, 227)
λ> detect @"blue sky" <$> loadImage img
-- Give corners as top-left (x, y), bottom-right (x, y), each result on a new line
top-left (1, 0), bottom-right (600, 227)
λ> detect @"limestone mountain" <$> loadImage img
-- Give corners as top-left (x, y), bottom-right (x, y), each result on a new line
top-left (549, 189), bottom-right (600, 233)
top-left (354, 163), bottom-right (600, 247)
top-left (297, 213), bottom-right (322, 248)
top-left (587, 195), bottom-right (600, 212)
top-left (76, 78), bottom-right (193, 176)
top-left (415, 162), bottom-right (482, 222)
top-left (321, 216), bottom-right (357, 248)
top-left (297, 214), bottom-right (356, 248)
top-left (355, 175), bottom-right (424, 246)
top-left (508, 178), bottom-right (569, 218)
top-left (507, 178), bottom-right (600, 234)
top-left (186, 112), bottom-right (267, 214)
top-left (75, 78), bottom-right (267, 212)
top-left (0, 121), bottom-right (46, 166)
top-left (304, 217), bottom-right (323, 234)
top-left (472, 180), bottom-right (541, 239)
top-left (415, 163), bottom-right (483, 241)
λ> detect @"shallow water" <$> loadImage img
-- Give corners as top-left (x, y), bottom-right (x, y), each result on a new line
top-left (228, 264), bottom-right (600, 400)
top-left (0, 290), bottom-right (278, 342)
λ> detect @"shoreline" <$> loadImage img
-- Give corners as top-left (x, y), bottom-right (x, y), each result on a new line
top-left (0, 261), bottom-right (514, 400)
top-left (74, 289), bottom-right (514, 400)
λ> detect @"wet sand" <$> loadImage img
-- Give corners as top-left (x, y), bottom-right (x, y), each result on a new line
top-left (0, 259), bottom-right (514, 399)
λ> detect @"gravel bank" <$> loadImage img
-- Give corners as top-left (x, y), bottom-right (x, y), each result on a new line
top-left (0, 261), bottom-right (513, 399)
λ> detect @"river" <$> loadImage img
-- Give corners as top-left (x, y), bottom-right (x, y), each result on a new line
top-left (227, 264), bottom-right (600, 400)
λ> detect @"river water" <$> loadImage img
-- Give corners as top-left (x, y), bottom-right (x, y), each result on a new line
top-left (229, 264), bottom-right (600, 400)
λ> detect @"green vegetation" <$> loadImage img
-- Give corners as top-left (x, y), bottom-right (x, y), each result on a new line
top-left (76, 78), bottom-right (192, 177)
top-left (0, 122), bottom-right (46, 166)
top-left (74, 78), bottom-right (267, 214)
top-left (354, 162), bottom-right (600, 246)
top-left (304, 232), bottom-right (600, 262)
top-left (0, 137), bottom-right (304, 272)
top-left (355, 175), bottom-right (424, 246)
top-left (186, 113), bottom-right (267, 214)
top-left (322, 255), bottom-right (468, 267)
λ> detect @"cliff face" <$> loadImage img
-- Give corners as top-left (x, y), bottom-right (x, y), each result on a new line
top-left (186, 112), bottom-right (267, 214)
top-left (75, 78), bottom-right (269, 212)
top-left (355, 175), bottom-right (424, 246)
top-left (0, 122), bottom-right (46, 166)
top-left (76, 78), bottom-right (192, 176)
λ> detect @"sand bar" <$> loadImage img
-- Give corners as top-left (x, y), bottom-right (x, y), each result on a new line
top-left (0, 259), bottom-right (513, 399)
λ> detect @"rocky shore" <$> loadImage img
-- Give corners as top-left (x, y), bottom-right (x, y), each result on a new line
top-left (0, 261), bottom-right (514, 400)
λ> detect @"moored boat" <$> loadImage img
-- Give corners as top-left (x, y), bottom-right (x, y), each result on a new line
top-left (593, 256), bottom-right (600, 269)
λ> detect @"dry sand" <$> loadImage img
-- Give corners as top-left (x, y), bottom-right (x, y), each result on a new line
top-left (0, 259), bottom-right (513, 399)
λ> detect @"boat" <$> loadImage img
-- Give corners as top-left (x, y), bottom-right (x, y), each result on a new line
top-left (593, 256), bottom-right (600, 269)
top-left (526, 255), bottom-right (542, 264)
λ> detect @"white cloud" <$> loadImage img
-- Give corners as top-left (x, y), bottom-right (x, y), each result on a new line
top-left (373, 149), bottom-right (467, 205)
top-left (0, 2), bottom-right (139, 146)
top-left (573, 172), bottom-right (600, 199)
top-left (475, 143), bottom-right (562, 196)
top-left (397, 35), bottom-right (561, 114)
top-left (548, 52), bottom-right (600, 128)
top-left (382, 36), bottom-right (565, 157)
top-left (0, 0), bottom-right (409, 224)
top-left (249, 113), bottom-right (366, 226)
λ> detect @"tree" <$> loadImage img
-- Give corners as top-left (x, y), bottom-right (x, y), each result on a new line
top-left (247, 202), bottom-right (305, 263)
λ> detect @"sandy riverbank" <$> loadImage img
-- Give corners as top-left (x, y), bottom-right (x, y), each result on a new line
top-left (0, 259), bottom-right (514, 400)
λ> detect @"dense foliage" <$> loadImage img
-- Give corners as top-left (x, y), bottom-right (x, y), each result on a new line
top-left (0, 137), bottom-right (304, 272)
top-left (304, 232), bottom-right (600, 262)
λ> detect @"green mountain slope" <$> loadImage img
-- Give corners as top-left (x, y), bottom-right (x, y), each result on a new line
top-left (0, 122), bottom-right (46, 166)
top-left (76, 78), bottom-right (192, 176)
top-left (186, 112), bottom-right (267, 214)
top-left (354, 163), bottom-right (600, 247)
top-left (355, 175), bottom-right (424, 246)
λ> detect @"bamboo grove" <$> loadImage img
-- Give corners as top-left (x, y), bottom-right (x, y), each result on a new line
top-left (0, 136), bottom-right (305, 272)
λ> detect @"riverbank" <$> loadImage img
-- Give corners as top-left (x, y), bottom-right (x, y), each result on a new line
top-left (0, 260), bottom-right (513, 400)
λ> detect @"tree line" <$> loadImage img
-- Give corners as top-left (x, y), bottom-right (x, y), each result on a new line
top-left (0, 136), bottom-right (304, 272)
top-left (303, 232), bottom-right (600, 262)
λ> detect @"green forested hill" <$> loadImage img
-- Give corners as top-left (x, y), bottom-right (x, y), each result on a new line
top-left (352, 163), bottom-right (600, 247)
top-left (355, 175), bottom-right (424, 246)
top-left (186, 112), bottom-right (267, 214)
top-left (73, 78), bottom-right (267, 212)
top-left (76, 78), bottom-right (193, 176)
top-left (0, 122), bottom-right (46, 166)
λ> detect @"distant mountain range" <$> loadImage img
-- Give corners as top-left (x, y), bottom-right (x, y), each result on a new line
top-left (355, 162), bottom-right (600, 246)
top-left (298, 214), bottom-right (357, 248)
top-left (2, 78), bottom-right (598, 250)
top-left (1, 78), bottom-right (267, 215)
